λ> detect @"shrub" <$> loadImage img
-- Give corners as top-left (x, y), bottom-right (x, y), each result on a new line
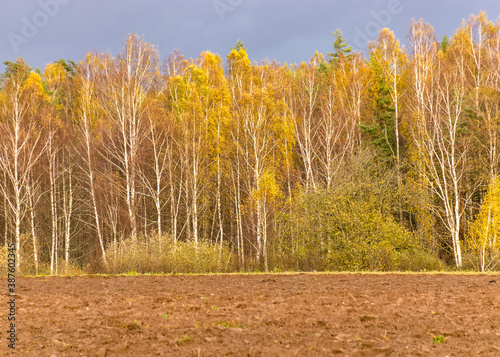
top-left (287, 189), bottom-right (420, 271)
top-left (273, 149), bottom-right (444, 272)
top-left (105, 233), bottom-right (234, 274)
top-left (0, 232), bottom-right (86, 276)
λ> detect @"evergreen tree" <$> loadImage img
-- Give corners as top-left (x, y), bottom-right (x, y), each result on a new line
top-left (440, 33), bottom-right (449, 53)
top-left (361, 58), bottom-right (396, 163)
top-left (231, 39), bottom-right (247, 52)
top-left (2, 59), bottom-right (31, 82)
top-left (327, 29), bottom-right (352, 65)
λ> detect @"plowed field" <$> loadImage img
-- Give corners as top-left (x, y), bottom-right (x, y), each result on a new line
top-left (2, 273), bottom-right (500, 356)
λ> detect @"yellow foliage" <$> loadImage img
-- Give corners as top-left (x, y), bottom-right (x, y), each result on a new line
top-left (23, 71), bottom-right (48, 101)
top-left (252, 168), bottom-right (282, 201)
top-left (43, 63), bottom-right (67, 89)
top-left (469, 177), bottom-right (500, 252)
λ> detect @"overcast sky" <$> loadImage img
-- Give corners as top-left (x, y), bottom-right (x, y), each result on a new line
top-left (1, 0), bottom-right (499, 71)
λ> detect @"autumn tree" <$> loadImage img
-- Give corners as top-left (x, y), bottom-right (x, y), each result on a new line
top-left (94, 34), bottom-right (160, 245)
top-left (2, 17), bottom-right (500, 274)
top-left (74, 55), bottom-right (109, 265)
top-left (408, 20), bottom-right (472, 267)
top-left (287, 55), bottom-right (322, 190)
top-left (165, 59), bottom-right (207, 243)
top-left (469, 176), bottom-right (500, 271)
top-left (0, 60), bottom-right (45, 272)
top-left (227, 48), bottom-right (290, 270)
top-left (198, 52), bottom-right (232, 248)
top-left (316, 55), bottom-right (357, 189)
top-left (465, 13), bottom-right (500, 187)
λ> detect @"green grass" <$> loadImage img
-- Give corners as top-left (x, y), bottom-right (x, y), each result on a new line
top-left (175, 335), bottom-right (191, 345)
top-left (215, 320), bottom-right (243, 328)
top-left (432, 335), bottom-right (445, 344)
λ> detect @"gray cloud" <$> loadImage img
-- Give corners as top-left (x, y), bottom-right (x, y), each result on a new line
top-left (1, 0), bottom-right (499, 71)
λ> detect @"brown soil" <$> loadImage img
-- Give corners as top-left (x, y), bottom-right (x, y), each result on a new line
top-left (1, 273), bottom-right (500, 356)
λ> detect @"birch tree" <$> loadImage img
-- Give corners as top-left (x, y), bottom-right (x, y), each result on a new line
top-left (96, 34), bottom-right (160, 245)
top-left (228, 48), bottom-right (287, 270)
top-left (317, 59), bottom-right (351, 189)
top-left (289, 56), bottom-right (322, 190)
top-left (198, 52), bottom-right (231, 248)
top-left (408, 20), bottom-right (470, 267)
top-left (0, 60), bottom-right (45, 272)
top-left (464, 13), bottom-right (500, 269)
top-left (74, 57), bottom-right (110, 265)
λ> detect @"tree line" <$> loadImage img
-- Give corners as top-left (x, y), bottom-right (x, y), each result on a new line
top-left (1, 12), bottom-right (500, 274)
